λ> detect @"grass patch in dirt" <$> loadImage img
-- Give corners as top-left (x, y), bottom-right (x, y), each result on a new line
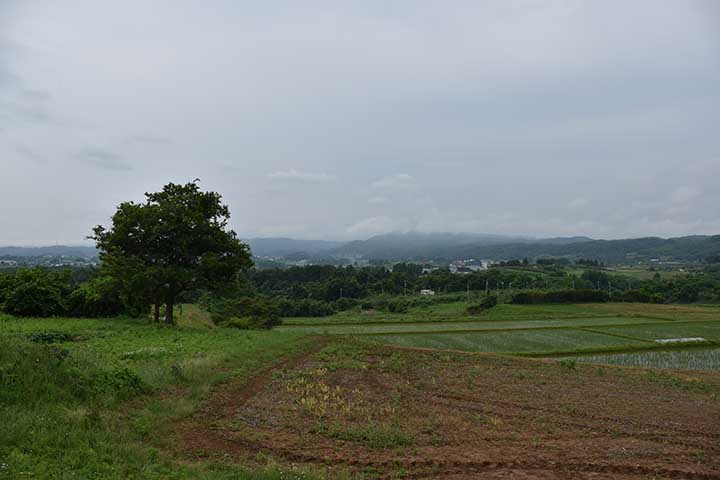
top-left (311, 422), bottom-right (413, 449)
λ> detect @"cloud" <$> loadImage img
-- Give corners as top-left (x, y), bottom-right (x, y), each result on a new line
top-left (79, 148), bottom-right (132, 171)
top-left (670, 186), bottom-right (701, 204)
top-left (568, 197), bottom-right (588, 210)
top-left (368, 195), bottom-right (388, 205)
top-left (268, 169), bottom-right (337, 183)
top-left (345, 216), bottom-right (398, 237)
top-left (0, 1), bottom-right (719, 244)
top-left (371, 174), bottom-right (418, 190)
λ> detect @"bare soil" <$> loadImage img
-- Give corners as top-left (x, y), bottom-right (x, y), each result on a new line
top-left (175, 340), bottom-right (720, 479)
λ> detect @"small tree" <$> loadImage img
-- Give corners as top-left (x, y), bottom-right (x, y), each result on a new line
top-left (91, 181), bottom-right (252, 324)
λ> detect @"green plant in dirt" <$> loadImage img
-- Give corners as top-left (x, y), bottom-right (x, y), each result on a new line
top-left (286, 376), bottom-right (352, 418)
top-left (312, 422), bottom-right (413, 449)
top-left (558, 359), bottom-right (577, 371)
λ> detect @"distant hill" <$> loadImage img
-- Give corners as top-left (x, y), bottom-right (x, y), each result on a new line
top-left (392, 235), bottom-right (717, 263)
top-left (5, 234), bottom-right (718, 266)
top-left (244, 232), bottom-right (719, 264)
top-left (0, 245), bottom-right (98, 259)
top-left (441, 235), bottom-right (720, 263)
top-left (245, 238), bottom-right (344, 258)
top-left (331, 232), bottom-right (528, 259)
top-left (328, 232), bottom-right (596, 260)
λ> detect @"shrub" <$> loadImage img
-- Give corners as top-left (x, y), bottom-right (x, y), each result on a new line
top-left (334, 297), bottom-right (359, 311)
top-left (386, 299), bottom-right (409, 313)
top-left (206, 296), bottom-right (281, 329)
top-left (0, 268), bottom-right (71, 317)
top-left (613, 289), bottom-right (661, 303)
top-left (466, 295), bottom-right (498, 314)
top-left (66, 276), bottom-right (125, 317)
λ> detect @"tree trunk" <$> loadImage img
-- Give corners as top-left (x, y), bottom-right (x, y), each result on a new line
top-left (165, 300), bottom-right (175, 325)
top-left (153, 302), bottom-right (160, 323)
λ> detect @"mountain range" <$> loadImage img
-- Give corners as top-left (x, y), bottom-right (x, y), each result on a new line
top-left (246, 232), bottom-right (720, 264)
top-left (3, 232), bottom-right (719, 265)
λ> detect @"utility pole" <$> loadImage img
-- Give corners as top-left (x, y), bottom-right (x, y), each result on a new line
top-left (467, 281), bottom-right (470, 302)
top-left (340, 287), bottom-right (343, 299)
top-left (404, 280), bottom-right (407, 296)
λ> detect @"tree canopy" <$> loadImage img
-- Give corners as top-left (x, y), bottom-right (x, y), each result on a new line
top-left (91, 181), bottom-right (252, 324)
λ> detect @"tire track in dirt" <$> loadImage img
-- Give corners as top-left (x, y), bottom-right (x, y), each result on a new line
top-left (425, 390), bottom-right (720, 447)
top-left (177, 341), bottom-right (720, 479)
top-left (177, 336), bottom-right (331, 445)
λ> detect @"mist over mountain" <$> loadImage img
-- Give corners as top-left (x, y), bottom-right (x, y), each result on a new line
top-left (244, 238), bottom-right (344, 257)
top-left (4, 233), bottom-right (719, 266)
top-left (246, 232), bottom-right (720, 264)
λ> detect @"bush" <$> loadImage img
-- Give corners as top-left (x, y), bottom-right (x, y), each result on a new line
top-left (613, 289), bottom-right (661, 303)
top-left (0, 268), bottom-right (71, 317)
top-left (387, 299), bottom-right (409, 313)
top-left (66, 277), bottom-right (125, 317)
top-left (466, 295), bottom-right (498, 314)
top-left (512, 289), bottom-right (609, 304)
top-left (334, 297), bottom-right (359, 311)
top-left (205, 296), bottom-right (281, 329)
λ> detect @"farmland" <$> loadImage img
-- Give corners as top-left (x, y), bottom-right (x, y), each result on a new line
top-left (280, 302), bottom-right (720, 357)
top-left (3, 301), bottom-right (720, 479)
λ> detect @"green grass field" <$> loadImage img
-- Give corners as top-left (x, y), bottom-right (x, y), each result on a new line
top-left (280, 302), bottom-right (720, 356)
top-left (571, 348), bottom-right (720, 371)
top-left (0, 312), bottom-right (331, 480)
top-left (371, 328), bottom-right (653, 355)
top-left (278, 317), bottom-right (672, 335)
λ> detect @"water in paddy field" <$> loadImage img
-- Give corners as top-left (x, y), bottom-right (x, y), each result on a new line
top-left (569, 348), bottom-right (720, 371)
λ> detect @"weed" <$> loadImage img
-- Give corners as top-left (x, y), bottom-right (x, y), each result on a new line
top-left (312, 422), bottom-right (413, 449)
top-left (558, 359), bottom-right (577, 371)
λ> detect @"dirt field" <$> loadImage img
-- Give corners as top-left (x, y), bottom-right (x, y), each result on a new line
top-left (176, 340), bottom-right (720, 479)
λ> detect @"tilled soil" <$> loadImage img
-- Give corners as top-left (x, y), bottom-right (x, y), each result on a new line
top-left (176, 341), bottom-right (720, 479)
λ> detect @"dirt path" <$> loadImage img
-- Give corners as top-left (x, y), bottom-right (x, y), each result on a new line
top-left (174, 341), bottom-right (720, 479)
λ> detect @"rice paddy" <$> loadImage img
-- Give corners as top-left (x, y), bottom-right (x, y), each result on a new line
top-left (280, 302), bottom-right (720, 365)
top-left (570, 348), bottom-right (720, 371)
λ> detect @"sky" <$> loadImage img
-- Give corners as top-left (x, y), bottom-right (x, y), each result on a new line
top-left (1, 0), bottom-right (719, 245)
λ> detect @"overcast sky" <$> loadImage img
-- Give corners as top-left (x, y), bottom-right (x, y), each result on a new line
top-left (1, 1), bottom-right (719, 245)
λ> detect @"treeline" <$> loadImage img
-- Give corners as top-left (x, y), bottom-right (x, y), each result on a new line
top-left (0, 268), bottom-right (123, 318)
top-left (3, 263), bottom-right (719, 320)
top-left (247, 263), bottom-right (720, 313)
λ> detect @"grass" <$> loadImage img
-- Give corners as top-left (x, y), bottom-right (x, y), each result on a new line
top-left (280, 302), bottom-right (720, 359)
top-left (311, 422), bottom-right (413, 449)
top-left (281, 302), bottom-right (718, 327)
top-left (371, 328), bottom-right (653, 355)
top-left (0, 313), bottom-right (323, 479)
top-left (589, 321), bottom-right (720, 343)
top-left (570, 348), bottom-right (720, 371)
top-left (278, 316), bottom-right (674, 335)
top-left (2, 300), bottom-right (719, 477)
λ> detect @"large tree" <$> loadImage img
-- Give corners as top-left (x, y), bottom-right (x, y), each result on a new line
top-left (91, 181), bottom-right (252, 324)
